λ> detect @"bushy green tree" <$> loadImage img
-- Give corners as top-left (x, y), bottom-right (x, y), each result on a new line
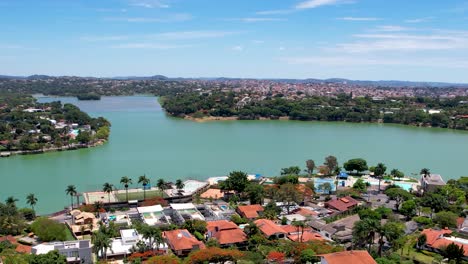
top-left (29, 250), bottom-right (67, 264)
top-left (280, 166), bottom-right (301, 175)
top-left (353, 178), bottom-right (367, 193)
top-left (385, 187), bottom-right (413, 211)
top-left (246, 184), bottom-right (265, 205)
top-left (220, 171), bottom-right (249, 194)
top-left (344, 158), bottom-right (368, 174)
top-left (434, 211), bottom-right (458, 228)
top-left (400, 200), bottom-right (417, 220)
top-left (31, 217), bottom-right (67, 242)
top-left (183, 219), bottom-right (207, 234)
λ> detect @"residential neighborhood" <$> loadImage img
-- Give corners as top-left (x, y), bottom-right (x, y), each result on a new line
top-left (1, 157), bottom-right (467, 264)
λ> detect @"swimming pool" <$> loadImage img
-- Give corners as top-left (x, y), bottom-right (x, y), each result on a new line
top-left (394, 182), bottom-right (413, 191)
top-left (314, 178), bottom-right (336, 194)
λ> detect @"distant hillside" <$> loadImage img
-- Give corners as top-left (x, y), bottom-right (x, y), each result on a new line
top-left (111, 75), bottom-right (169, 80)
top-left (0, 74), bottom-right (467, 88)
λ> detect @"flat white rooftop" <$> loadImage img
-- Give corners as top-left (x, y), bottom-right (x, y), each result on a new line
top-left (170, 203), bottom-right (196, 210)
top-left (137, 205), bottom-right (164, 213)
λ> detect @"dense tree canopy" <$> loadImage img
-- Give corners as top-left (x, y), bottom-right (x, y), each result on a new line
top-left (344, 158), bottom-right (368, 174)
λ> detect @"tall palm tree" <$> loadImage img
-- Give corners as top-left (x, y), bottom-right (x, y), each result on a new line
top-left (26, 193), bottom-right (38, 210)
top-left (292, 220), bottom-right (305, 243)
top-left (102, 183), bottom-right (114, 204)
top-left (93, 201), bottom-right (103, 216)
top-left (138, 175), bottom-right (150, 200)
top-left (352, 218), bottom-right (380, 251)
top-left (65, 185), bottom-right (77, 209)
top-left (175, 179), bottom-right (184, 191)
top-left (305, 160), bottom-right (315, 177)
top-left (120, 176), bottom-right (133, 202)
top-left (157, 179), bottom-right (167, 191)
top-left (5, 196), bottom-right (18, 207)
top-left (141, 225), bottom-right (163, 252)
top-left (374, 163), bottom-right (387, 193)
top-left (92, 231), bottom-right (112, 260)
top-left (79, 225), bottom-right (86, 240)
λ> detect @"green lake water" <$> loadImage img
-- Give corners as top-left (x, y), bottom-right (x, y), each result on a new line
top-left (1, 96), bottom-right (467, 214)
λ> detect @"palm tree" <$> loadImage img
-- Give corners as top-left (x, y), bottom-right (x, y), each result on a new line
top-left (120, 176), bottom-right (133, 202)
top-left (244, 222), bottom-right (260, 237)
top-left (306, 160), bottom-right (315, 177)
top-left (94, 201), bottom-right (103, 213)
top-left (420, 168), bottom-right (430, 177)
top-left (92, 231), bottom-right (112, 260)
top-left (292, 220), bottom-right (305, 243)
top-left (157, 179), bottom-right (167, 191)
top-left (5, 196), bottom-right (18, 207)
top-left (65, 185), bottom-right (77, 209)
top-left (141, 225), bottom-right (163, 252)
top-left (374, 163), bottom-right (387, 193)
top-left (352, 218), bottom-right (380, 251)
top-left (138, 175), bottom-right (150, 200)
top-left (79, 225), bottom-right (86, 240)
top-left (175, 179), bottom-right (184, 190)
top-left (102, 183), bottom-right (114, 204)
top-left (26, 193), bottom-right (38, 210)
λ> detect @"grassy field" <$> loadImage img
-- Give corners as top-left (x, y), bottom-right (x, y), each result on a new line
top-left (115, 190), bottom-right (166, 201)
top-left (398, 234), bottom-right (438, 264)
top-left (64, 227), bottom-right (77, 241)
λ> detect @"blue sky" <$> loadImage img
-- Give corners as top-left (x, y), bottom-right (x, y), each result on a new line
top-left (1, 0), bottom-right (468, 82)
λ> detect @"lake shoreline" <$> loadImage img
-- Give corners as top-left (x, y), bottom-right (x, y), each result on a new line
top-left (177, 114), bottom-right (467, 133)
top-left (0, 140), bottom-right (107, 158)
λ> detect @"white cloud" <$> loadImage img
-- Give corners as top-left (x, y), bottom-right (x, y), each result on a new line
top-left (279, 46), bottom-right (286, 51)
top-left (255, 9), bottom-right (293, 15)
top-left (337, 17), bottom-right (381, 21)
top-left (154, 30), bottom-right (241, 40)
top-left (280, 56), bottom-right (468, 69)
top-left (405, 17), bottom-right (433, 23)
top-left (333, 31), bottom-right (468, 53)
top-left (252, 40), bottom-right (265, 44)
top-left (81, 36), bottom-right (129, 42)
top-left (111, 43), bottom-right (191, 49)
top-left (129, 0), bottom-right (169, 9)
top-left (232, 46), bottom-right (243, 51)
top-left (295, 0), bottom-right (351, 9)
top-left (105, 13), bottom-right (192, 23)
top-left (229, 17), bottom-right (287, 23)
top-left (375, 25), bottom-right (410, 32)
top-left (256, 0), bottom-right (352, 16)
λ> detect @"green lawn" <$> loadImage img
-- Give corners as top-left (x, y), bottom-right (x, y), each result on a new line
top-left (115, 190), bottom-right (166, 201)
top-left (398, 234), bottom-right (438, 264)
top-left (64, 226), bottom-right (77, 241)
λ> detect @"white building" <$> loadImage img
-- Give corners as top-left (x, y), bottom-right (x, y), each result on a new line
top-left (105, 229), bottom-right (168, 259)
top-left (32, 240), bottom-right (92, 264)
top-left (137, 205), bottom-right (169, 226)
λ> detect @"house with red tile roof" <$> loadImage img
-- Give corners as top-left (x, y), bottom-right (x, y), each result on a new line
top-left (293, 207), bottom-right (318, 218)
top-left (236, 204), bottom-right (264, 219)
top-left (421, 228), bottom-right (468, 258)
top-left (325, 196), bottom-right (358, 212)
top-left (0, 236), bottom-right (32, 254)
top-left (318, 250), bottom-right (377, 264)
top-left (288, 231), bottom-right (325, 243)
top-left (206, 220), bottom-right (247, 248)
top-left (281, 224), bottom-right (325, 243)
top-left (254, 219), bottom-right (287, 240)
top-left (163, 229), bottom-right (205, 257)
top-left (281, 225), bottom-right (312, 234)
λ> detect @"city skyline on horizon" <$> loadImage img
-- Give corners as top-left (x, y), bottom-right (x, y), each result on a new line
top-left (2, 0), bottom-right (468, 83)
